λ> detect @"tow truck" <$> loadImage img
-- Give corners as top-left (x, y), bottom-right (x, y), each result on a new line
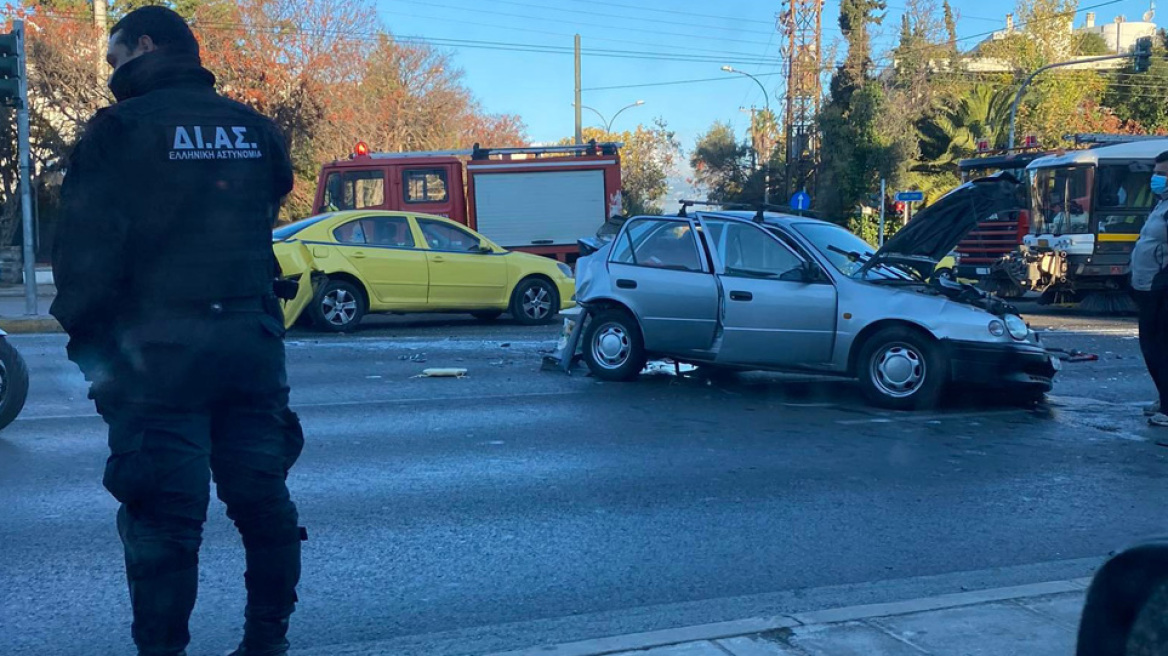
top-left (312, 141), bottom-right (623, 262)
top-left (992, 134), bottom-right (1167, 312)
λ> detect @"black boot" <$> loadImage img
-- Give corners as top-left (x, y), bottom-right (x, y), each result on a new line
top-left (227, 617), bottom-right (290, 656)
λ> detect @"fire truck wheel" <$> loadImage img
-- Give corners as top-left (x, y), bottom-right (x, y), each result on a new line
top-left (510, 277), bottom-right (560, 325)
top-left (310, 279), bottom-right (366, 332)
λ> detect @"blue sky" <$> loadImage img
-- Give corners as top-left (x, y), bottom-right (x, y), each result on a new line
top-left (377, 0), bottom-right (1159, 150)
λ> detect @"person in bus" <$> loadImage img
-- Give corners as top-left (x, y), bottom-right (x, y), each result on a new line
top-left (1130, 151), bottom-right (1168, 426)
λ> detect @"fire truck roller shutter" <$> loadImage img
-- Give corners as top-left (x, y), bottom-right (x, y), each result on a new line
top-left (472, 169), bottom-right (606, 248)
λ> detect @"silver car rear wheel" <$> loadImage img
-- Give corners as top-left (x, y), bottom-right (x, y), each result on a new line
top-left (591, 323), bottom-right (631, 369)
top-left (582, 308), bottom-right (647, 382)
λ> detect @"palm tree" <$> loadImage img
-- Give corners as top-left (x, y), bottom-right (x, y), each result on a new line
top-left (918, 83), bottom-right (1014, 172)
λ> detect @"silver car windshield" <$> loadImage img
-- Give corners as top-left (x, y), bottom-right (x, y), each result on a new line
top-left (789, 222), bottom-right (913, 281)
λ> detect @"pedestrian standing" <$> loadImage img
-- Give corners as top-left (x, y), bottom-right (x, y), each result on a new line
top-left (49, 7), bottom-right (304, 655)
top-left (1130, 151), bottom-right (1168, 427)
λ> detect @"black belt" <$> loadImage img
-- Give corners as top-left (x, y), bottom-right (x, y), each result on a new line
top-left (150, 296), bottom-right (270, 316)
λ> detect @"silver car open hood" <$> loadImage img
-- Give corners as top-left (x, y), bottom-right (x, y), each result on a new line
top-left (863, 172), bottom-right (1026, 270)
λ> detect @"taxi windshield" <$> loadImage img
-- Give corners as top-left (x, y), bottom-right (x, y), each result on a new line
top-left (1030, 166), bottom-right (1092, 236)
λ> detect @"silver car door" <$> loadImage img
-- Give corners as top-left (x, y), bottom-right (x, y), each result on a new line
top-left (701, 218), bottom-right (837, 367)
top-left (607, 217), bottom-right (719, 355)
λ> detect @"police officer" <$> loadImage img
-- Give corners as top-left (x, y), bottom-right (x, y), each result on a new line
top-left (50, 7), bottom-right (303, 656)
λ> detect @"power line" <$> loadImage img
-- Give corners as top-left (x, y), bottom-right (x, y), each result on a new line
top-left (387, 0), bottom-right (779, 47)
top-left (393, 0), bottom-right (779, 37)
top-left (585, 71), bottom-right (788, 92)
top-left (35, 8), bottom-right (784, 66)
top-left (377, 7), bottom-right (778, 61)
top-left (558, 0), bottom-right (777, 26)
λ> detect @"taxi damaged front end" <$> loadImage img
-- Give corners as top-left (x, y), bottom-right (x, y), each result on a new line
top-left (274, 241), bottom-right (323, 329)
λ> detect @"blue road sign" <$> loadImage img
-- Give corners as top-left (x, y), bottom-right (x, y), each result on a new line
top-left (790, 191), bottom-right (811, 211)
top-left (895, 190), bottom-right (925, 202)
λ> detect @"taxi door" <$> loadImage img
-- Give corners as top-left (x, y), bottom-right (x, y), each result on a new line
top-left (331, 216), bottom-right (428, 309)
top-left (416, 217), bottom-right (509, 308)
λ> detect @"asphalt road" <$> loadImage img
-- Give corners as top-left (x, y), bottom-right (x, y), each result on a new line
top-left (1, 310), bottom-right (1166, 656)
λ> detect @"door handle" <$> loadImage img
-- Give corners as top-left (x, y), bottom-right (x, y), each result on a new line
top-left (431, 255), bottom-right (445, 263)
top-left (616, 279), bottom-right (637, 289)
top-left (729, 291), bottom-right (753, 301)
top-left (351, 251), bottom-right (366, 259)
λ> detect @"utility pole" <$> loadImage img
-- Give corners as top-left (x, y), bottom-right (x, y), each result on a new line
top-left (0, 23), bottom-right (36, 313)
top-left (878, 178), bottom-right (886, 246)
top-left (94, 0), bottom-right (108, 80)
top-left (573, 34), bottom-right (582, 145)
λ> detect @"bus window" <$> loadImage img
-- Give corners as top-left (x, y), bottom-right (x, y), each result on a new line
top-left (1097, 162), bottom-right (1154, 235)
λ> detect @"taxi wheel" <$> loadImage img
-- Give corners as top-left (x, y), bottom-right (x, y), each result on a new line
top-left (857, 327), bottom-right (947, 410)
top-left (510, 278), bottom-right (559, 326)
top-left (583, 308), bottom-right (647, 382)
top-left (933, 267), bottom-right (956, 282)
top-left (310, 280), bottom-right (365, 332)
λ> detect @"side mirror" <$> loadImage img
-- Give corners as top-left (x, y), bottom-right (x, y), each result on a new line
top-left (780, 261), bottom-right (823, 283)
top-left (471, 243), bottom-right (493, 254)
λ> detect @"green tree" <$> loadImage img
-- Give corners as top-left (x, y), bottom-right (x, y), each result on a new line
top-left (942, 0), bottom-right (958, 66)
top-left (562, 119), bottom-right (680, 216)
top-left (1073, 32), bottom-right (1112, 56)
top-left (1102, 30), bottom-right (1168, 131)
top-left (689, 121), bottom-right (751, 204)
top-left (818, 0), bottom-right (889, 221)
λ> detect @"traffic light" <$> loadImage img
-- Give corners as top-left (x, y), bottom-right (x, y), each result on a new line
top-left (0, 26), bottom-right (23, 108)
top-left (1134, 36), bottom-right (1153, 74)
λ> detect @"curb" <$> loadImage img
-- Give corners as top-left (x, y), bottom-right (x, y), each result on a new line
top-left (483, 578), bottom-right (1093, 656)
top-left (0, 316), bottom-right (63, 334)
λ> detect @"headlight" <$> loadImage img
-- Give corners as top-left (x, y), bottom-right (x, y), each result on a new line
top-left (988, 319), bottom-right (1006, 337)
top-left (557, 262), bottom-right (574, 279)
top-left (1005, 314), bottom-right (1028, 340)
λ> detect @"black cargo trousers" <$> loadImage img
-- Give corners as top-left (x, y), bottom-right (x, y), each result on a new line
top-left (92, 296), bottom-right (304, 656)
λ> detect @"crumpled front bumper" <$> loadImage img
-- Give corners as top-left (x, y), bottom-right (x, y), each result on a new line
top-left (943, 339), bottom-right (1059, 391)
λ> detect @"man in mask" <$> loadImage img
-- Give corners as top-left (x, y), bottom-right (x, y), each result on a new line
top-left (50, 6), bottom-right (303, 655)
top-left (1130, 151), bottom-right (1168, 427)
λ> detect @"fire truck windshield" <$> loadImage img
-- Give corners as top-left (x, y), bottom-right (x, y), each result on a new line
top-left (1031, 166), bottom-right (1091, 236)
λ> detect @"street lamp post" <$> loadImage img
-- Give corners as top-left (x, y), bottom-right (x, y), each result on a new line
top-left (575, 100), bottom-right (645, 133)
top-left (722, 66), bottom-right (771, 205)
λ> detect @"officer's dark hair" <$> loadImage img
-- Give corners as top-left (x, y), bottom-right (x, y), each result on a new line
top-left (110, 6), bottom-right (200, 57)
top-left (1156, 151), bottom-right (1168, 164)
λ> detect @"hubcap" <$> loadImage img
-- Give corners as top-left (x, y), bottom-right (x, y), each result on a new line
top-left (522, 285), bottom-right (552, 320)
top-left (322, 288), bottom-right (358, 326)
top-left (871, 343), bottom-right (926, 398)
top-left (591, 323), bottom-right (631, 369)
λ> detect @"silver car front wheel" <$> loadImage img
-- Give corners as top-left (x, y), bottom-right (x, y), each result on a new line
top-left (857, 326), bottom-right (947, 410)
top-left (870, 343), bottom-right (926, 399)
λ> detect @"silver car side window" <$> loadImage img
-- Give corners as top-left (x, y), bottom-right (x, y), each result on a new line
top-left (612, 219), bottom-right (704, 272)
top-left (703, 219), bottom-right (803, 277)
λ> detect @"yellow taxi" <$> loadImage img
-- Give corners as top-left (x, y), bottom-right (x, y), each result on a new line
top-left (274, 211), bottom-right (576, 331)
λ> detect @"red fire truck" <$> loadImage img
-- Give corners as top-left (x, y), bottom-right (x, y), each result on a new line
top-left (312, 141), bottom-right (623, 262)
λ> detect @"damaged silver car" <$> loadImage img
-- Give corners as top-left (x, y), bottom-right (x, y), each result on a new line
top-left (571, 174), bottom-right (1059, 409)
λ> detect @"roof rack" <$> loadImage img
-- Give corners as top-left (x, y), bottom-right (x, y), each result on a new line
top-left (1066, 133), bottom-right (1168, 146)
top-left (361, 140), bottom-right (623, 161)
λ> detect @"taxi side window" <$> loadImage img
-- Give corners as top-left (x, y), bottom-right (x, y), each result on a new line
top-left (362, 217), bottom-right (416, 248)
top-left (418, 219), bottom-right (481, 252)
top-left (333, 220), bottom-right (367, 244)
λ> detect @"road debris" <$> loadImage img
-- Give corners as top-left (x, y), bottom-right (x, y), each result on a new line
top-left (414, 368), bottom-right (468, 378)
